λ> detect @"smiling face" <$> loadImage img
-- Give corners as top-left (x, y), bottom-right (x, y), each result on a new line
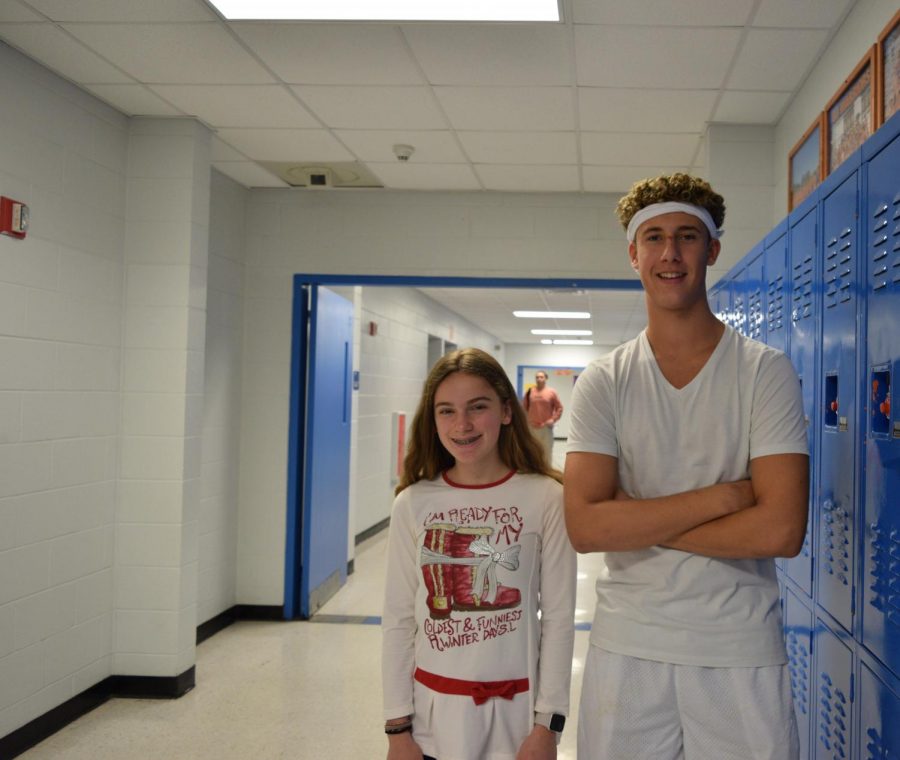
top-left (434, 371), bottom-right (512, 481)
top-left (629, 211), bottom-right (720, 314)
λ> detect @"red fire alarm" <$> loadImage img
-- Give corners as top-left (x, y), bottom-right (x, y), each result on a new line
top-left (0, 197), bottom-right (29, 239)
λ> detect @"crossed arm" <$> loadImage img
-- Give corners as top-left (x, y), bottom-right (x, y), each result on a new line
top-left (563, 451), bottom-right (809, 559)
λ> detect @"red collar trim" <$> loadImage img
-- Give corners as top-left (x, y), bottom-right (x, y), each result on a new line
top-left (442, 469), bottom-right (516, 489)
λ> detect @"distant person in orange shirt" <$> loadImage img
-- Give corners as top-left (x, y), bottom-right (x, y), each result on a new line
top-left (524, 371), bottom-right (563, 465)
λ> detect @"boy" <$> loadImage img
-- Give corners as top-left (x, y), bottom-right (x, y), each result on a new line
top-left (565, 174), bottom-right (809, 759)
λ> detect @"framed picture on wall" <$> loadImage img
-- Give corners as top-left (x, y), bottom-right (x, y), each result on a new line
top-left (826, 47), bottom-right (875, 173)
top-left (876, 9), bottom-right (900, 124)
top-left (788, 114), bottom-right (824, 211)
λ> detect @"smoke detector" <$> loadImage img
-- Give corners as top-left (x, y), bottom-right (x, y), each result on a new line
top-left (393, 144), bottom-right (415, 162)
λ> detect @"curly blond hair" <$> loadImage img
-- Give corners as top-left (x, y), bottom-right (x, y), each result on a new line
top-left (615, 173), bottom-right (725, 232)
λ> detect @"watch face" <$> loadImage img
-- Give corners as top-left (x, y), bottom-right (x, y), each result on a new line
top-left (549, 714), bottom-right (566, 732)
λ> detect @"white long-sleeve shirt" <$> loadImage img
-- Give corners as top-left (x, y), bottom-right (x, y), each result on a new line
top-left (381, 471), bottom-right (576, 760)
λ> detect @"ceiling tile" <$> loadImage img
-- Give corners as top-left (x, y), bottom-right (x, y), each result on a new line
top-left (458, 131), bottom-right (578, 165)
top-left (0, 3), bottom-right (43, 21)
top-left (583, 165), bottom-right (686, 193)
top-left (61, 22), bottom-right (274, 84)
top-left (368, 163), bottom-right (481, 190)
top-left (753, 0), bottom-right (853, 29)
top-left (714, 90), bottom-right (791, 123)
top-left (231, 23), bottom-right (423, 85)
top-left (213, 161), bottom-right (288, 188)
top-left (575, 25), bottom-right (742, 89)
top-left (211, 136), bottom-right (248, 161)
top-left (0, 22), bottom-right (133, 83)
top-left (150, 85), bottom-right (319, 128)
top-left (84, 84), bottom-right (184, 116)
top-left (582, 133), bottom-right (701, 166)
top-left (435, 87), bottom-right (575, 130)
top-left (293, 86), bottom-right (447, 129)
top-left (475, 164), bottom-right (580, 192)
top-left (579, 88), bottom-right (718, 133)
top-left (728, 28), bottom-right (828, 90)
top-left (402, 23), bottom-right (572, 86)
top-left (573, 0), bottom-right (755, 26)
top-left (25, 0), bottom-right (215, 21)
top-left (215, 129), bottom-right (355, 162)
top-left (333, 130), bottom-right (467, 163)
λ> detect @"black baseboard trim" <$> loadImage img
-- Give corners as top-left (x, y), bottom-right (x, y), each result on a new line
top-left (197, 608), bottom-right (237, 644)
top-left (108, 667), bottom-right (195, 700)
top-left (0, 667), bottom-right (195, 759)
top-left (347, 558), bottom-right (355, 576)
top-left (355, 517), bottom-right (389, 545)
top-left (196, 605), bottom-right (285, 645)
top-left (234, 604), bottom-right (284, 621)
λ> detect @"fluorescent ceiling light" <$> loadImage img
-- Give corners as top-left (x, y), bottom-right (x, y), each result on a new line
top-left (531, 329), bottom-right (592, 336)
top-left (513, 311), bottom-right (590, 319)
top-left (551, 339), bottom-right (594, 345)
top-left (540, 339), bottom-right (553, 345)
top-left (209, 0), bottom-right (560, 21)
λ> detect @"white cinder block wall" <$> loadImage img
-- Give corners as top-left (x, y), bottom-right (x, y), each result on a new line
top-left (199, 170), bottom-right (247, 624)
top-left (116, 118), bottom-right (211, 679)
top-left (0, 45), bottom-right (125, 738)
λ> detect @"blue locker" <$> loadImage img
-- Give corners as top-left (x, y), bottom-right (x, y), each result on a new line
top-left (732, 266), bottom-right (748, 336)
top-left (745, 247), bottom-right (765, 342)
top-left (786, 205), bottom-right (819, 597)
top-left (708, 282), bottom-right (725, 322)
top-left (817, 166), bottom-right (861, 635)
top-left (784, 585), bottom-right (814, 759)
top-left (715, 277), bottom-right (734, 328)
top-left (813, 616), bottom-right (854, 760)
top-left (765, 228), bottom-right (789, 355)
top-left (858, 650), bottom-right (900, 760)
top-left (861, 127), bottom-right (900, 678)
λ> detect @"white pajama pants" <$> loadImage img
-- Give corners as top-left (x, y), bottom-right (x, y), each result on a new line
top-left (578, 647), bottom-right (799, 760)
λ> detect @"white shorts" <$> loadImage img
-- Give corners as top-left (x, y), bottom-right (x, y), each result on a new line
top-left (578, 647), bottom-right (799, 760)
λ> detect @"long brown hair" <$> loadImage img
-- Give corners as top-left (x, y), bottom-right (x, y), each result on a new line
top-left (396, 348), bottom-right (562, 494)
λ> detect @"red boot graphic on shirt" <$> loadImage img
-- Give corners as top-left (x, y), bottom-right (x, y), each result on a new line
top-left (420, 524), bottom-right (521, 617)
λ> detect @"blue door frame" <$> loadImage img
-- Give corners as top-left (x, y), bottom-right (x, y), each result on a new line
top-left (284, 274), bottom-right (642, 619)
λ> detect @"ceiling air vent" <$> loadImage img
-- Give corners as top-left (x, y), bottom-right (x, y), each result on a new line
top-left (261, 162), bottom-right (383, 189)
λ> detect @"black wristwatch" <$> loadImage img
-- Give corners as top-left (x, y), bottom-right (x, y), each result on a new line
top-left (534, 712), bottom-right (566, 738)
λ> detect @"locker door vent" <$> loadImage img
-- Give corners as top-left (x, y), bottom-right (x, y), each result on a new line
top-left (767, 275), bottom-right (784, 333)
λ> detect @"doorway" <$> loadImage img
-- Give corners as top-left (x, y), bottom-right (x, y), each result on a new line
top-left (284, 274), bottom-right (642, 618)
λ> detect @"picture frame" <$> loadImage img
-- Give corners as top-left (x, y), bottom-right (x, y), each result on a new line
top-left (825, 47), bottom-right (875, 173)
top-left (876, 8), bottom-right (900, 125)
top-left (788, 114), bottom-right (824, 211)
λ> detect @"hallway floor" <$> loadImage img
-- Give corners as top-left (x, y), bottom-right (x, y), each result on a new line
top-left (20, 448), bottom-right (598, 759)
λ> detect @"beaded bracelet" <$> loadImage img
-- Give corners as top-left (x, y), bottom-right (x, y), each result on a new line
top-left (384, 722), bottom-right (413, 735)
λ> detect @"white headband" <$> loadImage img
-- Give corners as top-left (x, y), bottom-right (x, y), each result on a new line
top-left (625, 202), bottom-right (722, 243)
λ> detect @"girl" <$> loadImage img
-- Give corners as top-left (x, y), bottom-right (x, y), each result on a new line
top-left (381, 348), bottom-right (576, 760)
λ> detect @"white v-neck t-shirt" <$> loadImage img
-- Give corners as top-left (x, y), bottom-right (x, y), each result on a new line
top-left (566, 325), bottom-right (807, 666)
